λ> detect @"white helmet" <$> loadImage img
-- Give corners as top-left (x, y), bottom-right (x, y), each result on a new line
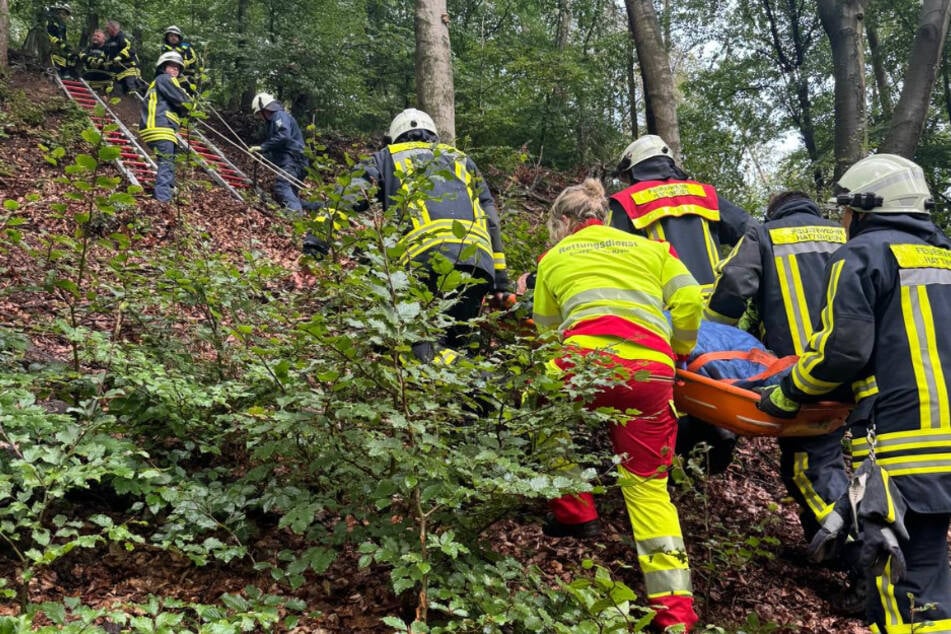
top-left (164, 25), bottom-right (183, 38)
top-left (616, 134), bottom-right (673, 173)
top-left (835, 153), bottom-right (933, 214)
top-left (155, 51), bottom-right (184, 72)
top-left (251, 92), bottom-right (277, 115)
top-left (387, 108), bottom-right (437, 143)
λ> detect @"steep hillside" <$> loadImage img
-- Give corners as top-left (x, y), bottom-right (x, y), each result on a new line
top-left (0, 67), bottom-right (869, 633)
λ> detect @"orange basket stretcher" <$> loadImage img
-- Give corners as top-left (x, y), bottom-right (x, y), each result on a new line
top-left (673, 368), bottom-right (852, 437)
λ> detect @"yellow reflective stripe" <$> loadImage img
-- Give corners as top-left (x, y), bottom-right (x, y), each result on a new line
top-left (140, 128), bottom-right (178, 143)
top-left (493, 252), bottom-right (506, 270)
top-left (880, 470), bottom-right (900, 523)
top-left (769, 226), bottom-right (846, 245)
top-left (902, 285), bottom-right (948, 429)
top-left (919, 284), bottom-right (950, 428)
top-left (793, 452), bottom-right (834, 521)
top-left (873, 567), bottom-right (903, 630)
top-left (643, 567), bottom-right (693, 598)
top-left (402, 236), bottom-right (493, 264)
top-left (852, 376), bottom-right (879, 401)
top-left (401, 218), bottom-right (491, 252)
top-left (664, 273), bottom-right (696, 297)
top-left (562, 287), bottom-right (661, 315)
top-left (774, 253), bottom-right (810, 355)
top-left (566, 305), bottom-right (670, 336)
top-left (700, 219), bottom-right (720, 274)
top-left (631, 204), bottom-right (719, 230)
top-left (646, 224), bottom-right (666, 241)
top-left (873, 454), bottom-right (951, 476)
top-left (147, 87), bottom-right (158, 129)
top-left (703, 306), bottom-right (738, 325)
top-left (433, 348), bottom-right (459, 366)
top-left (794, 260), bottom-right (844, 395)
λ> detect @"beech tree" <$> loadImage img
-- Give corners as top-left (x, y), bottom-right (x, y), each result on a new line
top-left (415, 0), bottom-right (455, 144)
top-left (879, 0), bottom-right (951, 158)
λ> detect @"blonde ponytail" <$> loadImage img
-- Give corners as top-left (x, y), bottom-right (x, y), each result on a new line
top-left (547, 178), bottom-right (609, 244)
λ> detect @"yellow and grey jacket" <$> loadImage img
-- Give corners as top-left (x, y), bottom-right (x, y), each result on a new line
top-left (47, 18), bottom-right (70, 68)
top-left (139, 74), bottom-right (190, 144)
top-left (782, 213), bottom-right (951, 513)
top-left (347, 141), bottom-right (509, 290)
top-left (103, 30), bottom-right (141, 81)
top-left (706, 197), bottom-right (846, 356)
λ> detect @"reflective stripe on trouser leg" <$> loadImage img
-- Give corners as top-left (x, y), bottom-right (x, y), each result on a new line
top-left (778, 429), bottom-right (848, 540)
top-left (618, 464), bottom-right (698, 631)
top-left (868, 510), bottom-right (951, 634)
top-left (151, 139), bottom-right (176, 202)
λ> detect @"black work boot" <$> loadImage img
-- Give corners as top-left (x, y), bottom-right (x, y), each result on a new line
top-left (831, 574), bottom-right (868, 617)
top-left (541, 515), bottom-right (602, 539)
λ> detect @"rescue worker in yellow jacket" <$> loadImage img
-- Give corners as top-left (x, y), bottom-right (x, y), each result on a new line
top-left (609, 134), bottom-right (753, 475)
top-left (79, 29), bottom-right (113, 91)
top-left (758, 154), bottom-right (951, 633)
top-left (160, 26), bottom-right (202, 94)
top-left (46, 5), bottom-right (76, 78)
top-left (139, 52), bottom-right (190, 202)
top-left (534, 178), bottom-right (702, 632)
top-left (308, 108), bottom-right (511, 363)
top-left (104, 20), bottom-right (144, 95)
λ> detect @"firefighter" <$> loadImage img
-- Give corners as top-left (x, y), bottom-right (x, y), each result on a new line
top-left (46, 4), bottom-right (76, 78)
top-left (248, 92), bottom-right (313, 213)
top-left (79, 29), bottom-right (113, 91)
top-left (533, 178), bottom-right (702, 632)
top-left (758, 154), bottom-right (951, 632)
top-left (307, 108), bottom-right (511, 363)
top-left (610, 134), bottom-right (753, 475)
top-left (103, 20), bottom-right (145, 95)
top-left (139, 52), bottom-right (191, 203)
top-left (161, 26), bottom-right (202, 95)
top-left (705, 191), bottom-right (863, 611)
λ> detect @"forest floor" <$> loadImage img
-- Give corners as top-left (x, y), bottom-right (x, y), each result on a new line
top-left (0, 66), bottom-right (875, 633)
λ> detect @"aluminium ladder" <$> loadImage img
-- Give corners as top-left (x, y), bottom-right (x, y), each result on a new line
top-left (55, 76), bottom-right (157, 189)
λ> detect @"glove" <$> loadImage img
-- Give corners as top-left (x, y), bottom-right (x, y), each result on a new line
top-left (249, 145), bottom-right (262, 153)
top-left (807, 493), bottom-right (854, 563)
top-left (859, 519), bottom-right (906, 583)
top-left (755, 384), bottom-right (800, 419)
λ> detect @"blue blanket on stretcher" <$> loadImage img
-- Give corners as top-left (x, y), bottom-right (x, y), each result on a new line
top-left (687, 320), bottom-right (789, 389)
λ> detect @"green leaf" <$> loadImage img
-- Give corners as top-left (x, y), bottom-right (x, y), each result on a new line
top-left (74, 154), bottom-right (98, 171)
top-left (81, 128), bottom-right (103, 144)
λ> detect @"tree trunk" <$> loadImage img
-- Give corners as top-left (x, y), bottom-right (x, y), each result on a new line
top-left (879, 0), bottom-right (951, 158)
top-left (866, 21), bottom-right (893, 118)
top-left (817, 0), bottom-right (869, 180)
top-left (0, 0), bottom-right (9, 70)
top-left (235, 0), bottom-right (255, 112)
top-left (626, 31), bottom-right (639, 138)
top-left (624, 0), bottom-right (681, 161)
top-left (415, 0), bottom-right (456, 145)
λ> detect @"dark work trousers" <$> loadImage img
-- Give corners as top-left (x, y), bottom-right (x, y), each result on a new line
top-left (271, 153), bottom-right (313, 212)
top-left (150, 139), bottom-right (177, 202)
top-left (778, 429), bottom-right (849, 541)
top-left (866, 510), bottom-right (951, 632)
top-left (411, 267), bottom-right (490, 363)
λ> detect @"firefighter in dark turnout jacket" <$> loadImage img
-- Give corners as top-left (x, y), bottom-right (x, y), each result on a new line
top-left (610, 134), bottom-right (753, 474)
top-left (705, 192), bottom-right (856, 593)
top-left (309, 108), bottom-right (511, 363)
top-left (79, 29), bottom-right (113, 91)
top-left (139, 52), bottom-right (190, 202)
top-left (249, 92), bottom-right (311, 212)
top-left (104, 21), bottom-right (144, 95)
top-left (759, 154), bottom-right (951, 632)
top-left (161, 26), bottom-right (201, 94)
top-left (46, 5), bottom-right (75, 78)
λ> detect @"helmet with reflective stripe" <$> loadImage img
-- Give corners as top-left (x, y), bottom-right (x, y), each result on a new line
top-left (616, 134), bottom-right (672, 174)
top-left (387, 108), bottom-right (437, 143)
top-left (251, 92), bottom-right (278, 115)
top-left (164, 25), bottom-right (183, 38)
top-left (51, 4), bottom-right (71, 14)
top-left (156, 51), bottom-right (184, 72)
top-left (835, 153), bottom-right (933, 214)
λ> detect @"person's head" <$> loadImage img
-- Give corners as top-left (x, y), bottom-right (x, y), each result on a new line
top-left (156, 51), bottom-right (184, 77)
top-left (106, 20), bottom-right (120, 37)
top-left (52, 4), bottom-right (71, 19)
top-left (546, 178), bottom-right (609, 245)
top-left (765, 190), bottom-right (817, 220)
top-left (386, 108), bottom-right (438, 144)
top-left (615, 134), bottom-right (674, 180)
top-left (90, 29), bottom-right (105, 46)
top-left (251, 92), bottom-right (281, 119)
top-left (164, 25), bottom-right (183, 46)
top-left (834, 153), bottom-right (933, 233)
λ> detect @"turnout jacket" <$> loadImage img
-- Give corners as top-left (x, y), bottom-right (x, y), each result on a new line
top-left (161, 41), bottom-right (199, 77)
top-left (348, 141), bottom-right (509, 290)
top-left (259, 107), bottom-right (305, 159)
top-left (79, 43), bottom-right (113, 84)
top-left (46, 18), bottom-right (70, 67)
top-left (139, 73), bottom-right (190, 143)
top-left (103, 30), bottom-right (140, 80)
top-left (705, 197), bottom-right (846, 356)
top-left (782, 213), bottom-right (951, 513)
top-left (608, 157), bottom-right (751, 289)
top-left (533, 220), bottom-right (702, 365)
